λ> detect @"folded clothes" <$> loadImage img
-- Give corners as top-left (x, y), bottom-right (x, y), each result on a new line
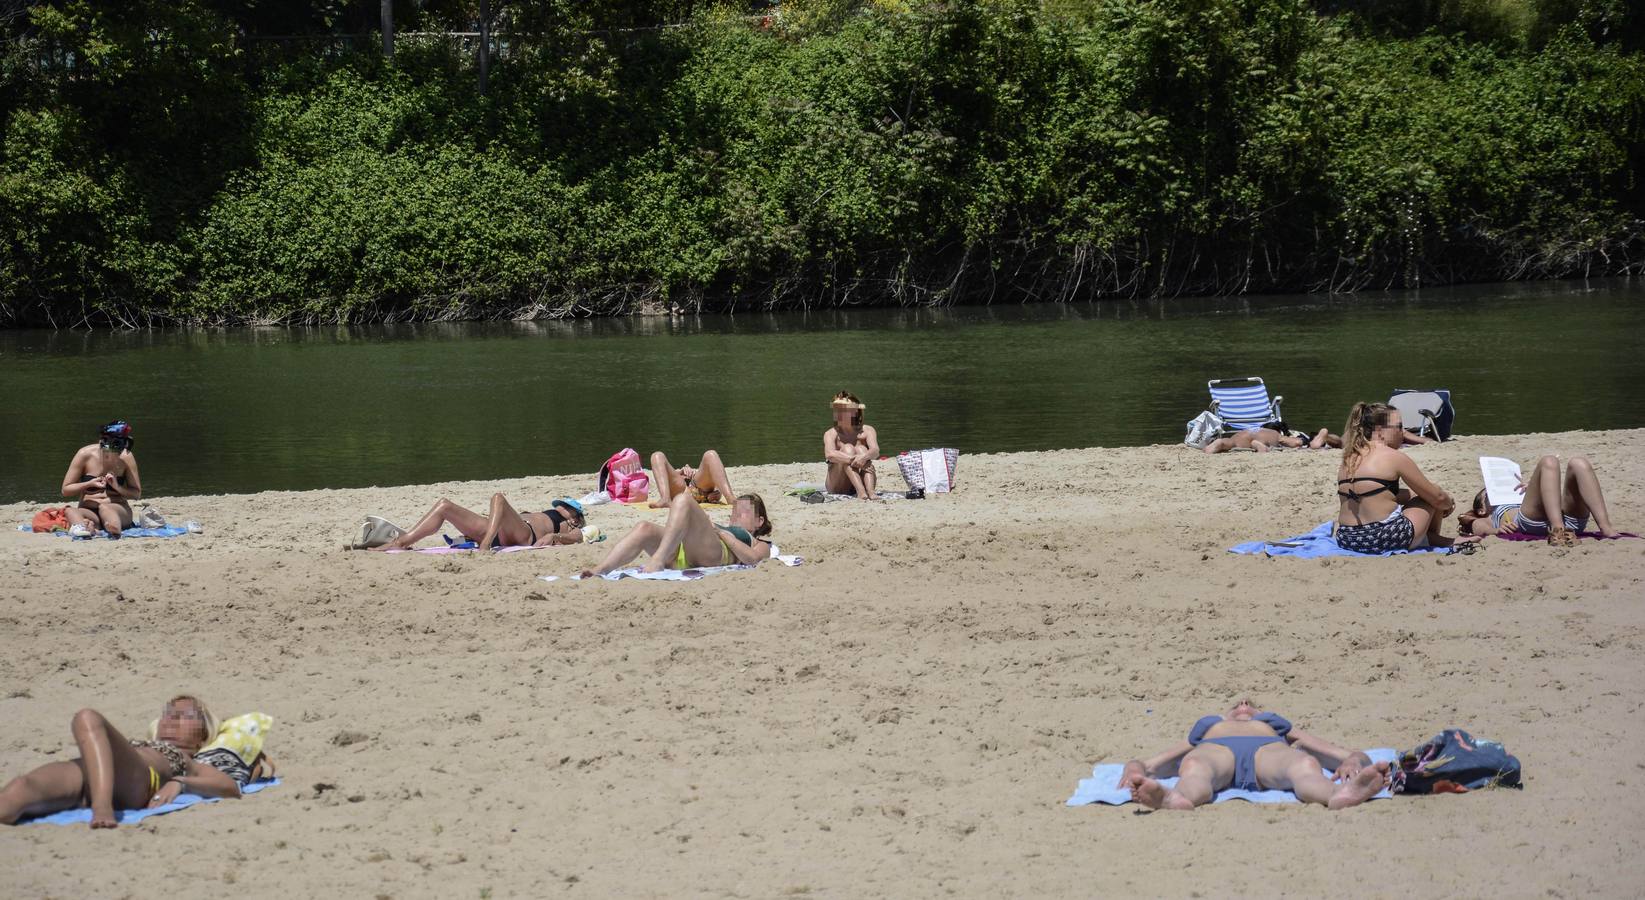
top-left (540, 555), bottom-right (804, 582)
top-left (19, 524), bottom-right (189, 540)
top-left (20, 778), bottom-right (280, 826)
top-left (1066, 750), bottom-right (1397, 806)
top-left (1229, 521), bottom-right (1453, 558)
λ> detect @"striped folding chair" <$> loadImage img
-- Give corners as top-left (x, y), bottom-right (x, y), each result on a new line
top-left (1207, 377), bottom-right (1284, 434)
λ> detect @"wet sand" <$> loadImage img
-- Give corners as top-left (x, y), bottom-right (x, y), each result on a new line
top-left (2, 429), bottom-right (1642, 897)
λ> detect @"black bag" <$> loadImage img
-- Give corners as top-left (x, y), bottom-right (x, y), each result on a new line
top-left (1391, 728), bottom-right (1521, 794)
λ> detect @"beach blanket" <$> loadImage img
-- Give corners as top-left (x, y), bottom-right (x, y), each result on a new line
top-left (1228, 522), bottom-right (1453, 558)
top-left (19, 524), bottom-right (189, 540)
top-left (540, 555), bottom-right (804, 582)
top-left (385, 543), bottom-right (547, 554)
top-left (630, 500), bottom-right (732, 510)
top-left (1067, 750), bottom-right (1397, 806)
top-left (21, 778), bottom-right (280, 826)
top-left (1494, 530), bottom-right (1638, 542)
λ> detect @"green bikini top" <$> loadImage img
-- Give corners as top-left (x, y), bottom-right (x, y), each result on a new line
top-left (719, 525), bottom-right (754, 546)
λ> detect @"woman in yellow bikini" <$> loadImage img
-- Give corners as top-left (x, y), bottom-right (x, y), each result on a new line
top-left (647, 449), bottom-right (736, 508)
top-left (583, 492), bottom-right (773, 577)
top-left (0, 695), bottom-right (250, 828)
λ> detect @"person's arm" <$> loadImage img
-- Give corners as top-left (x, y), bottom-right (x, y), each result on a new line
top-left (1458, 510), bottom-right (1496, 536)
top-left (156, 758), bottom-right (243, 802)
top-left (717, 528), bottom-right (768, 565)
top-left (113, 453), bottom-right (141, 500)
top-left (1402, 432), bottom-right (1435, 446)
top-left (1396, 453), bottom-right (1454, 515)
top-left (857, 426), bottom-right (880, 466)
top-left (61, 450), bottom-right (99, 498)
top-left (1287, 729), bottom-right (1371, 781)
top-left (1118, 740), bottom-right (1194, 789)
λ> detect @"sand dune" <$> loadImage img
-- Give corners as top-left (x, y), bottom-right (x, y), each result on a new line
top-left (2, 430), bottom-right (1642, 897)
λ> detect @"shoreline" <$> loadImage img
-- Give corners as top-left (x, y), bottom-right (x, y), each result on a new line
top-left (4, 428), bottom-right (1643, 897)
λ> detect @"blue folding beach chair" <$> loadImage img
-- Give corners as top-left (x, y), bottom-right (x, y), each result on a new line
top-left (1207, 377), bottom-right (1284, 434)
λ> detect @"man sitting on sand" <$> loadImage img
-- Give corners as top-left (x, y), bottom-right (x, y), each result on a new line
top-left (1118, 698), bottom-right (1389, 810)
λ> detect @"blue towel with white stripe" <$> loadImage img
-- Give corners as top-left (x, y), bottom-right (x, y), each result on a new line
top-left (1229, 521), bottom-right (1452, 558)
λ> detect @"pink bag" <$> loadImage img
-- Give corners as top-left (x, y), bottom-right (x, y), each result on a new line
top-left (599, 448), bottom-right (650, 503)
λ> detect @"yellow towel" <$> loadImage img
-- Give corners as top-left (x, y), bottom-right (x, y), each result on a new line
top-left (201, 712), bottom-right (274, 764)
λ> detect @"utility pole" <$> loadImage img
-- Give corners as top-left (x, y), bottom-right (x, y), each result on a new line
top-left (381, 0), bottom-right (394, 59)
top-left (478, 0), bottom-right (490, 95)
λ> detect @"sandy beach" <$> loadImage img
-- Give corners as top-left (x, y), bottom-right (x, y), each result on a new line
top-left (2, 429), bottom-right (1643, 897)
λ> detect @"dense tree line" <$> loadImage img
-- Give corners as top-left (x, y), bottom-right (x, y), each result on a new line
top-left (1, 0), bottom-right (1640, 325)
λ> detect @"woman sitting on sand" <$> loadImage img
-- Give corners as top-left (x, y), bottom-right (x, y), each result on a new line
top-left (824, 391), bottom-right (880, 498)
top-left (1459, 454), bottom-right (1622, 545)
top-left (649, 450), bottom-right (736, 508)
top-left (376, 495), bottom-right (586, 551)
top-left (1118, 698), bottom-right (1389, 811)
top-left (1201, 423), bottom-right (1340, 455)
top-left (60, 421), bottom-right (143, 538)
top-left (583, 492), bottom-right (772, 577)
top-left (1333, 401), bottom-right (1468, 553)
top-left (0, 695), bottom-right (264, 828)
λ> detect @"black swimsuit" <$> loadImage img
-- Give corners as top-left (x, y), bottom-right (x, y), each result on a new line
top-left (1336, 476), bottom-right (1399, 501)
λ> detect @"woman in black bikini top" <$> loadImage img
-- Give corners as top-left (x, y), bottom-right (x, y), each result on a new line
top-left (373, 494), bottom-right (587, 551)
top-left (1332, 402), bottom-right (1466, 553)
top-left (61, 420), bottom-right (144, 538)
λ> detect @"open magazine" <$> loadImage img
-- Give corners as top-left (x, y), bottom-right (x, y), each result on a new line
top-left (1479, 457), bottom-right (1524, 507)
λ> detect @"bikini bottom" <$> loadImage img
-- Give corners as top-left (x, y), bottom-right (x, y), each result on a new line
top-left (1201, 735), bottom-right (1286, 791)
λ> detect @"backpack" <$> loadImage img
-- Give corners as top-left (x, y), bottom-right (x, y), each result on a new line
top-left (598, 448), bottom-right (650, 504)
top-left (1184, 411), bottom-right (1225, 449)
top-left (1391, 728), bottom-right (1522, 794)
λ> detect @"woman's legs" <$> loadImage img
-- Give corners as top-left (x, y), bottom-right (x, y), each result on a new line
top-left (1521, 455), bottom-right (1576, 544)
top-left (649, 452), bottom-right (687, 508)
top-left (692, 450), bottom-right (734, 500)
top-left (66, 505), bottom-right (100, 532)
top-left (825, 461), bottom-right (861, 493)
top-left (642, 493), bottom-right (731, 573)
top-left (1253, 744), bottom-right (1387, 809)
top-left (477, 494), bottom-right (535, 549)
top-left (1562, 456), bottom-right (1619, 537)
top-left (587, 522), bottom-right (665, 576)
top-left (0, 761), bottom-right (88, 824)
top-left (1131, 744), bottom-right (1234, 811)
top-left (377, 498), bottom-right (491, 550)
top-left (859, 462), bottom-right (877, 497)
top-left (95, 502), bottom-right (132, 537)
top-left (69, 709), bottom-right (157, 827)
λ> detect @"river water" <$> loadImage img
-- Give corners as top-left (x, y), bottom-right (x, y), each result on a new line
top-left (1, 279), bottom-right (1640, 503)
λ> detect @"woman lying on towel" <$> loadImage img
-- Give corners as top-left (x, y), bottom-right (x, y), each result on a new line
top-left (648, 449), bottom-right (736, 508)
top-left (1119, 698), bottom-right (1389, 810)
top-left (583, 492), bottom-right (772, 577)
top-left (0, 695), bottom-right (272, 828)
top-left (1200, 422), bottom-right (1340, 454)
top-left (1460, 454), bottom-right (1622, 545)
top-left (375, 495), bottom-right (586, 551)
top-left (1334, 402), bottom-right (1471, 553)
top-left (825, 391), bottom-right (880, 498)
top-left (60, 420), bottom-right (143, 537)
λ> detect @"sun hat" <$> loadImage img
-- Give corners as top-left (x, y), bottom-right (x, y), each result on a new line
top-left (552, 498), bottom-right (585, 518)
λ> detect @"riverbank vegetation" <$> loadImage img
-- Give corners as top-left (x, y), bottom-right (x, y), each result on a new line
top-left (1, 0), bottom-right (1641, 325)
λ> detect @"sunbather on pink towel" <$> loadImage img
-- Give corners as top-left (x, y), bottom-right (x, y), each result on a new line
top-left (1460, 454), bottom-right (1622, 545)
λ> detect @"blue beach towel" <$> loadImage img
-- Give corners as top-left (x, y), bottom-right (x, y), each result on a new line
top-left (19, 524), bottom-right (189, 540)
top-left (1228, 522), bottom-right (1452, 558)
top-left (1067, 750), bottom-right (1396, 806)
top-left (21, 778), bottom-right (279, 826)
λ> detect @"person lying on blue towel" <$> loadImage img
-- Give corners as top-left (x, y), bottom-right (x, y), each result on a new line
top-left (1119, 698), bottom-right (1390, 810)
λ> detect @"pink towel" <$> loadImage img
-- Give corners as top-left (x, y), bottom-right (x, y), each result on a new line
top-left (1494, 531), bottom-right (1638, 542)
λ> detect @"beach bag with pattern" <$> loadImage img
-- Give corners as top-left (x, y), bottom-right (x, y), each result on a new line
top-left (897, 448), bottom-right (959, 493)
top-left (1391, 728), bottom-right (1522, 794)
top-left (1184, 411), bottom-right (1225, 449)
top-left (599, 448), bottom-right (650, 503)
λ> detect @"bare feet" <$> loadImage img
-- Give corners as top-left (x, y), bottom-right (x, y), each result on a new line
top-left (578, 569), bottom-right (597, 580)
top-left (1327, 762), bottom-right (1389, 809)
top-left (1548, 527), bottom-right (1577, 548)
top-left (90, 806), bottom-right (118, 828)
top-left (1130, 777), bottom-right (1195, 810)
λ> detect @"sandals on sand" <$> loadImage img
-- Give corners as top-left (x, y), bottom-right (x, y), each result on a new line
top-left (1547, 527), bottom-right (1578, 548)
top-left (349, 516), bottom-right (405, 549)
